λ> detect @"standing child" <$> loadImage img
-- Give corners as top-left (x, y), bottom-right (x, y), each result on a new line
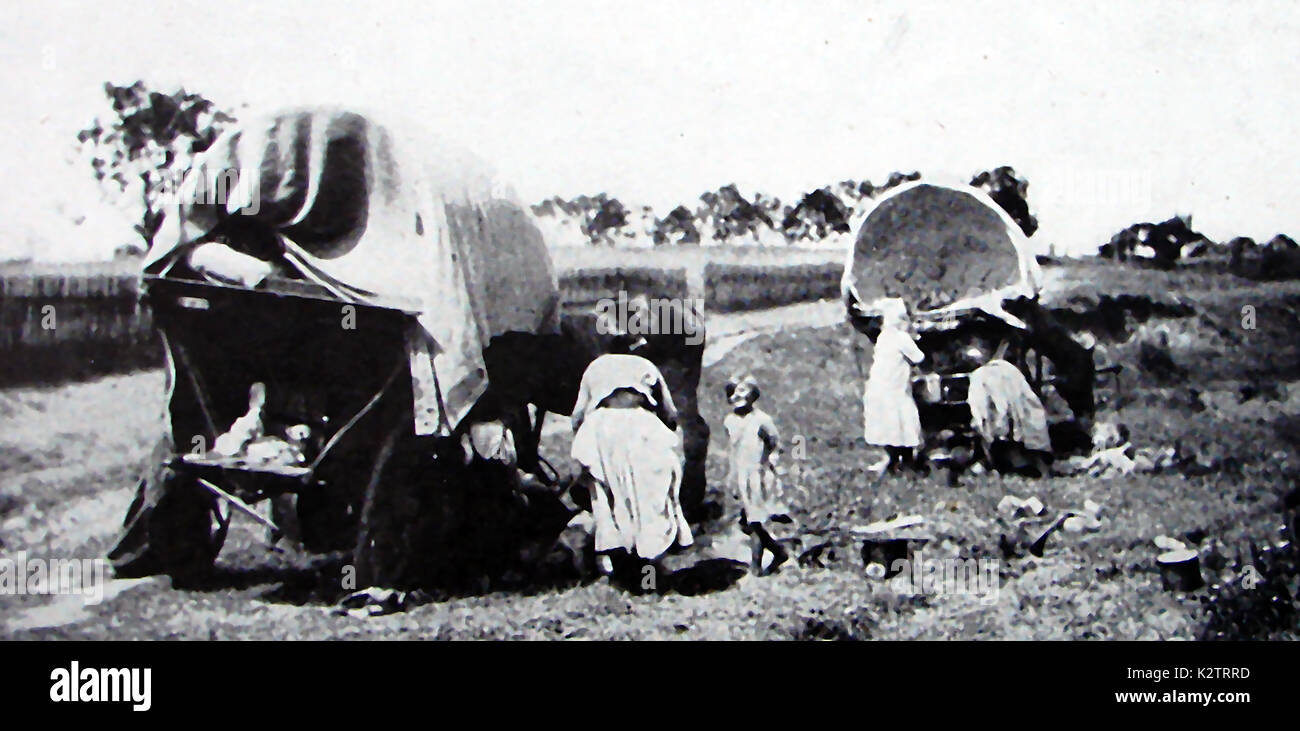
top-left (723, 375), bottom-right (791, 575)
top-left (861, 298), bottom-right (926, 472)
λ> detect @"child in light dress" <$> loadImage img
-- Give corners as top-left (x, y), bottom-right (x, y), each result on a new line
top-left (723, 375), bottom-right (791, 575)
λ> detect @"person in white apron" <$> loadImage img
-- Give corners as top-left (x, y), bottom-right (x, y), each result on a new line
top-left (861, 298), bottom-right (926, 472)
top-left (570, 335), bottom-right (694, 580)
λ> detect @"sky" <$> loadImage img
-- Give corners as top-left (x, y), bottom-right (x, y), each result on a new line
top-left (1, 0), bottom-right (1297, 260)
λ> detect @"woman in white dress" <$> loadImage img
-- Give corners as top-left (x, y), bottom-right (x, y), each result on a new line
top-left (570, 335), bottom-right (693, 578)
top-left (861, 298), bottom-right (926, 472)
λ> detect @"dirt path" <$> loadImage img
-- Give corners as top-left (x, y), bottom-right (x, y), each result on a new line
top-left (704, 299), bottom-right (844, 366)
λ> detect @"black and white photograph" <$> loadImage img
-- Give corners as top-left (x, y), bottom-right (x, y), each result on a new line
top-left (0, 0), bottom-right (1295, 709)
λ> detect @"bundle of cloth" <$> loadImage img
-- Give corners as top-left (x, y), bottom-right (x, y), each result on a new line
top-left (967, 358), bottom-right (1052, 454)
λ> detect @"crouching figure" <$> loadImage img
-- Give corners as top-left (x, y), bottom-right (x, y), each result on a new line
top-left (967, 345), bottom-right (1053, 476)
top-left (570, 334), bottom-right (694, 583)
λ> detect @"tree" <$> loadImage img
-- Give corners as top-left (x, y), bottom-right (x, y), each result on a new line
top-left (1227, 236), bottom-right (1257, 271)
top-left (970, 166), bottom-right (1037, 237)
top-left (78, 81), bottom-right (236, 249)
top-left (782, 187), bottom-right (851, 240)
top-left (1144, 215), bottom-right (1208, 267)
top-left (584, 194), bottom-right (628, 244)
top-left (1101, 215), bottom-right (1208, 268)
top-left (693, 184), bottom-right (772, 242)
top-left (655, 205), bottom-right (701, 245)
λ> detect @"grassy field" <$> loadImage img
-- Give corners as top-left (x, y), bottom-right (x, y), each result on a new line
top-left (548, 242), bottom-right (845, 270)
top-left (1, 259), bottom-right (1298, 639)
top-left (551, 242), bottom-right (846, 296)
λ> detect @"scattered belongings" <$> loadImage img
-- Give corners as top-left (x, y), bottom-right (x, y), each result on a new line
top-left (860, 538), bottom-right (912, 578)
top-left (1154, 535), bottom-right (1187, 552)
top-left (998, 498), bottom-right (1055, 559)
top-left (796, 538), bottom-right (843, 569)
top-left (857, 516), bottom-right (930, 577)
top-left (241, 436), bottom-right (307, 468)
top-left (1061, 445), bottom-right (1137, 477)
top-left (1063, 500), bottom-right (1104, 534)
top-left (1091, 421), bottom-right (1127, 450)
top-left (855, 515), bottom-right (928, 577)
top-left (201, 382), bottom-right (315, 470)
top-left (998, 497), bottom-right (1104, 557)
top-left (1028, 515), bottom-right (1070, 557)
top-left (852, 514), bottom-right (927, 535)
top-left (1061, 515), bottom-right (1093, 533)
top-left (1056, 421), bottom-right (1180, 478)
top-left (1034, 501), bottom-right (1104, 554)
top-left (212, 383), bottom-right (268, 457)
top-left (997, 494), bottom-right (1045, 521)
top-left (1152, 535), bottom-right (1208, 592)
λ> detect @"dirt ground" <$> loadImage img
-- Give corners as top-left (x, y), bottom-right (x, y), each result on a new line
top-left (2, 262), bottom-right (1298, 640)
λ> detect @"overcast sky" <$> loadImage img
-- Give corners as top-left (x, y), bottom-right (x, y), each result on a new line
top-left (2, 0), bottom-right (1297, 259)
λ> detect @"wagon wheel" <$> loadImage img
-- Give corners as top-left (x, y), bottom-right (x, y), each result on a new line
top-left (351, 422), bottom-right (426, 589)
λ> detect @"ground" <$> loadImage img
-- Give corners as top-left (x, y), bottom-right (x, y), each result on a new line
top-left (2, 260), bottom-right (1298, 640)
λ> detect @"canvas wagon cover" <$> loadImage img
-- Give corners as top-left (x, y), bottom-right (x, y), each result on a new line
top-left (145, 107), bottom-right (561, 435)
top-left (842, 181), bottom-right (1042, 321)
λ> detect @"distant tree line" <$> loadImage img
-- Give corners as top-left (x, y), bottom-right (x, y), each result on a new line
top-left (79, 82), bottom-right (1292, 276)
top-left (531, 166), bottom-right (1045, 247)
top-left (1098, 213), bottom-right (1299, 277)
top-left (77, 81), bottom-right (1051, 257)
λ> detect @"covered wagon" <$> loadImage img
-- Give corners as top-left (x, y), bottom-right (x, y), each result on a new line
top-left (107, 107), bottom-right (707, 590)
top-left (842, 181), bottom-right (1096, 470)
